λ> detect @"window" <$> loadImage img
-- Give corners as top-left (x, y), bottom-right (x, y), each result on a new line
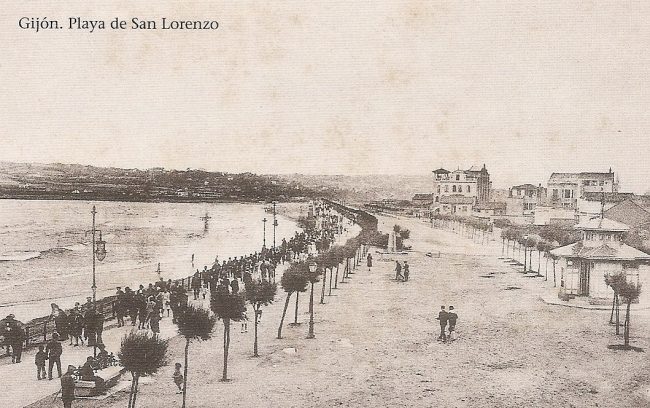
top-left (444, 185), bottom-right (448, 193)
top-left (437, 186), bottom-right (440, 193)
top-left (564, 189), bottom-right (572, 199)
top-left (552, 189), bottom-right (558, 198)
top-left (452, 185), bottom-right (457, 193)
top-left (456, 175), bottom-right (460, 181)
top-left (599, 181), bottom-right (604, 186)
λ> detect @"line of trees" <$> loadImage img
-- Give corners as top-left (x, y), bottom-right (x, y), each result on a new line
top-left (604, 272), bottom-right (643, 350)
top-left (117, 202), bottom-right (380, 407)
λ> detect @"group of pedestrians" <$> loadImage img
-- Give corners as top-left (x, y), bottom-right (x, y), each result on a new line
top-left (436, 305), bottom-right (458, 343)
top-left (394, 260), bottom-right (410, 281)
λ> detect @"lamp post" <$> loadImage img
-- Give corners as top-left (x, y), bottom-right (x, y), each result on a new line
top-left (307, 260), bottom-right (318, 339)
top-left (262, 218), bottom-right (267, 249)
top-left (272, 201), bottom-right (278, 249)
top-left (90, 205), bottom-right (107, 357)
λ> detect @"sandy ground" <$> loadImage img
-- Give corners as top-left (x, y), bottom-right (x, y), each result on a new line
top-left (25, 215), bottom-right (650, 408)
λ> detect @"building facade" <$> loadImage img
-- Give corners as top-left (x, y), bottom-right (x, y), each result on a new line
top-left (432, 165), bottom-right (491, 212)
top-left (508, 183), bottom-right (547, 215)
top-left (550, 216), bottom-right (650, 304)
top-left (547, 170), bottom-right (618, 209)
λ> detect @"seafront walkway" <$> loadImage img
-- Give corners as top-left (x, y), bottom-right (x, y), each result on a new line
top-left (5, 214), bottom-right (360, 408)
top-left (3, 307), bottom-right (180, 408)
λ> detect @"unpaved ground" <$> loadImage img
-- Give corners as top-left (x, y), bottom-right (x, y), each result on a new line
top-left (27, 215), bottom-right (650, 408)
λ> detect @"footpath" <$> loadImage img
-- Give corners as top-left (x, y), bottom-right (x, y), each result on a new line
top-left (7, 219), bottom-right (360, 408)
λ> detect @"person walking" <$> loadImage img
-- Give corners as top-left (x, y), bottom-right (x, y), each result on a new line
top-left (46, 332), bottom-right (63, 380)
top-left (436, 306), bottom-right (448, 342)
top-left (395, 261), bottom-right (403, 281)
top-left (403, 261), bottom-right (410, 282)
top-left (367, 253), bottom-right (373, 271)
top-left (60, 365), bottom-right (76, 408)
top-left (35, 345), bottom-right (47, 380)
top-left (446, 306), bottom-right (458, 342)
top-left (5, 314), bottom-right (24, 363)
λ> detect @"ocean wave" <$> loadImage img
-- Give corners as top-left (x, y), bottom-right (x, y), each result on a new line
top-left (0, 251), bottom-right (41, 261)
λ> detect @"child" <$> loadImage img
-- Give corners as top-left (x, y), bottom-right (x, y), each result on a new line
top-left (241, 309), bottom-right (248, 333)
top-left (35, 345), bottom-right (47, 380)
top-left (173, 363), bottom-right (183, 394)
top-left (201, 283), bottom-right (208, 300)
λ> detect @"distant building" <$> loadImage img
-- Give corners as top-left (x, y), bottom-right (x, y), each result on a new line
top-left (547, 169), bottom-right (618, 209)
top-left (473, 201), bottom-right (506, 218)
top-left (550, 216), bottom-right (650, 304)
top-left (439, 195), bottom-right (474, 215)
top-left (508, 183), bottom-right (547, 215)
top-left (432, 165), bottom-right (491, 212)
top-left (411, 193), bottom-right (434, 207)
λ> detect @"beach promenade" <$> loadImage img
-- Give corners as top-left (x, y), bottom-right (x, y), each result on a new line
top-left (6, 216), bottom-right (359, 408)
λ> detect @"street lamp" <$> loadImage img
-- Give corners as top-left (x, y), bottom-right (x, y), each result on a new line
top-left (262, 218), bottom-right (267, 249)
top-left (272, 201), bottom-right (278, 248)
top-left (307, 260), bottom-right (318, 339)
top-left (89, 205), bottom-right (107, 357)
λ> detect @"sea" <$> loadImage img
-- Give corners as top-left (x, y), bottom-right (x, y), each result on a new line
top-left (0, 199), bottom-right (303, 320)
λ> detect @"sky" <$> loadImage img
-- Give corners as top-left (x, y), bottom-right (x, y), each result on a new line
top-left (1, 1), bottom-right (649, 192)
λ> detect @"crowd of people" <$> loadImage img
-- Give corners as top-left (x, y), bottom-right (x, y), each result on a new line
top-left (0, 201), bottom-right (351, 406)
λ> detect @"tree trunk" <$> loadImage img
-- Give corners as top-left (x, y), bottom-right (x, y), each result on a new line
top-left (334, 264), bottom-right (339, 289)
top-left (253, 304), bottom-right (259, 357)
top-left (501, 239), bottom-right (505, 256)
top-left (614, 293), bottom-right (621, 335)
top-left (545, 255), bottom-right (549, 281)
top-left (128, 372), bottom-right (136, 408)
top-left (624, 300), bottom-right (631, 347)
top-left (222, 318), bottom-right (230, 381)
top-left (131, 373), bottom-right (140, 408)
top-left (523, 245), bottom-right (527, 272)
top-left (308, 282), bottom-right (315, 339)
top-left (328, 268), bottom-right (333, 296)
top-left (537, 250), bottom-right (541, 275)
top-left (609, 294), bottom-right (616, 324)
top-left (553, 260), bottom-right (557, 287)
top-left (277, 293), bottom-right (291, 339)
top-left (182, 338), bottom-right (190, 408)
top-left (293, 292), bottom-right (300, 324)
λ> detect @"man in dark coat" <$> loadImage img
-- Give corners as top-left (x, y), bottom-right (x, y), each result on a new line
top-left (5, 315), bottom-right (24, 363)
top-left (436, 306), bottom-right (448, 341)
top-left (47, 332), bottom-right (63, 379)
top-left (60, 365), bottom-right (76, 408)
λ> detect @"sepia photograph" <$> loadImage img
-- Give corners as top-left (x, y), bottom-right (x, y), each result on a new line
top-left (1, 1), bottom-right (649, 407)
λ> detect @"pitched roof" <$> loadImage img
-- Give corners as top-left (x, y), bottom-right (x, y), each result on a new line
top-left (575, 216), bottom-right (630, 232)
top-left (549, 172), bottom-right (614, 183)
top-left (604, 200), bottom-right (650, 228)
top-left (412, 193), bottom-right (434, 200)
top-left (439, 195), bottom-right (475, 205)
top-left (432, 168), bottom-right (450, 174)
top-left (582, 192), bottom-right (635, 202)
top-left (551, 241), bottom-right (650, 261)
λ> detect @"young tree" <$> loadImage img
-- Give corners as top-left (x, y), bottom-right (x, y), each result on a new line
top-left (617, 279), bottom-right (642, 349)
top-left (277, 265), bottom-right (308, 339)
top-left (605, 272), bottom-right (627, 335)
top-left (244, 280), bottom-right (277, 356)
top-left (119, 331), bottom-right (168, 408)
top-left (175, 305), bottom-right (216, 408)
top-left (210, 291), bottom-right (246, 381)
